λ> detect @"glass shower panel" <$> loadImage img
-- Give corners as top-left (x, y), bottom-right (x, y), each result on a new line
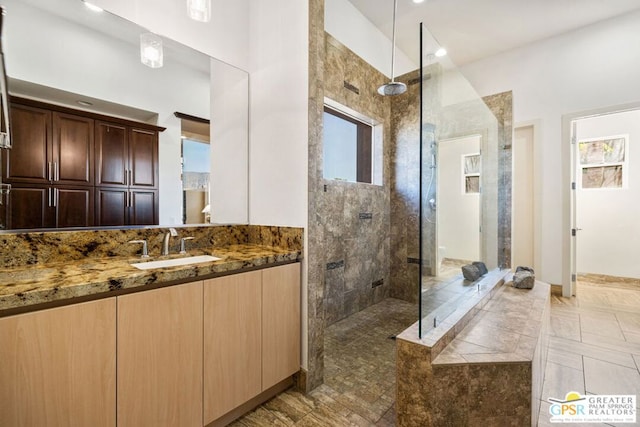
top-left (418, 23), bottom-right (500, 338)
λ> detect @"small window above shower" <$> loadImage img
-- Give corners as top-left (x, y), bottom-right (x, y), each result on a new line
top-left (323, 99), bottom-right (383, 185)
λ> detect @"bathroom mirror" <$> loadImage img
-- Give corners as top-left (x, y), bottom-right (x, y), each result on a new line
top-left (0, 0), bottom-right (249, 230)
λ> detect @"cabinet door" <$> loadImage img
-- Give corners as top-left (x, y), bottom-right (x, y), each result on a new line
top-left (96, 187), bottom-right (128, 226)
top-left (95, 122), bottom-right (128, 187)
top-left (8, 185), bottom-right (52, 229)
top-left (4, 103), bottom-right (52, 183)
top-left (117, 282), bottom-right (203, 427)
top-left (262, 263), bottom-right (301, 390)
top-left (204, 271), bottom-right (262, 424)
top-left (130, 189), bottom-right (158, 225)
top-left (52, 112), bottom-right (94, 185)
top-left (0, 298), bottom-right (116, 427)
top-left (55, 186), bottom-right (94, 228)
top-left (129, 128), bottom-right (158, 188)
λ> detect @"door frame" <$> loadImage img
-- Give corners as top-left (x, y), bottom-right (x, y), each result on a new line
top-left (561, 101), bottom-right (640, 297)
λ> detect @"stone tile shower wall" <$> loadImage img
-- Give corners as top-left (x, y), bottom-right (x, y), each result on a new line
top-left (322, 34), bottom-right (391, 326)
top-left (389, 70), bottom-right (423, 303)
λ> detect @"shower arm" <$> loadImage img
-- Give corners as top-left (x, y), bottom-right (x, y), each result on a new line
top-left (390, 0), bottom-right (398, 83)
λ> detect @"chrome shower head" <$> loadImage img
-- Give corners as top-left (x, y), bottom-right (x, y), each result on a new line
top-left (377, 81), bottom-right (407, 96)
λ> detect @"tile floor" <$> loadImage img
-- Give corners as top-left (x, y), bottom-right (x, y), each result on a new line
top-left (538, 281), bottom-right (640, 427)
top-left (231, 280), bottom-right (640, 426)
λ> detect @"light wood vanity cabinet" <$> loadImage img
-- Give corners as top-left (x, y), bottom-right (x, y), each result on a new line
top-left (204, 270), bottom-right (263, 423)
top-left (203, 263), bottom-right (301, 424)
top-left (262, 263), bottom-right (301, 389)
top-left (0, 263), bottom-right (300, 427)
top-left (117, 281), bottom-right (203, 427)
top-left (0, 298), bottom-right (116, 427)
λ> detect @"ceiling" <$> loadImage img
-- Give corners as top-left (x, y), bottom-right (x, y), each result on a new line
top-left (347, 0), bottom-right (640, 66)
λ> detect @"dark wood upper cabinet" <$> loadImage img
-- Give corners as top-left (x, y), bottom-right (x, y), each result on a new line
top-left (129, 128), bottom-right (158, 188)
top-left (96, 122), bottom-right (128, 187)
top-left (96, 123), bottom-right (158, 189)
top-left (3, 104), bottom-right (51, 183)
top-left (4, 98), bottom-right (161, 229)
top-left (53, 112), bottom-right (94, 186)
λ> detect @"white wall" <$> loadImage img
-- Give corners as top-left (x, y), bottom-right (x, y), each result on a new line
top-left (512, 125), bottom-right (534, 269)
top-left (575, 109), bottom-right (640, 279)
top-left (438, 135), bottom-right (480, 262)
top-left (460, 10), bottom-right (640, 285)
top-left (210, 60), bottom-right (249, 224)
top-left (248, 1), bottom-right (309, 228)
top-left (324, 0), bottom-right (416, 78)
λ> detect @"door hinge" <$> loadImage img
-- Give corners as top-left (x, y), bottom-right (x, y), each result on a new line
top-left (571, 182), bottom-right (576, 190)
top-left (571, 228), bottom-right (577, 236)
top-left (571, 273), bottom-right (577, 282)
top-left (571, 135), bottom-right (577, 144)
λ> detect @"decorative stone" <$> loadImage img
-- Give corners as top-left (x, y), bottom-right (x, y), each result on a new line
top-left (513, 270), bottom-right (535, 289)
top-left (516, 266), bottom-right (535, 274)
top-left (462, 264), bottom-right (481, 281)
top-left (473, 261), bottom-right (488, 276)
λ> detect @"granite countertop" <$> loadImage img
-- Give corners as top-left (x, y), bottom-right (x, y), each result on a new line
top-left (432, 280), bottom-right (550, 365)
top-left (0, 244), bottom-right (301, 315)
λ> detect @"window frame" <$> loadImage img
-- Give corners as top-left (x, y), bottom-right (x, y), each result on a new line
top-left (323, 105), bottom-right (374, 185)
top-left (461, 152), bottom-right (481, 195)
top-left (577, 134), bottom-right (629, 190)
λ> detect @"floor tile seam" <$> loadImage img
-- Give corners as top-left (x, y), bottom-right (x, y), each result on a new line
top-left (545, 359), bottom-right (584, 374)
top-left (581, 334), bottom-right (640, 355)
top-left (548, 337), bottom-right (635, 366)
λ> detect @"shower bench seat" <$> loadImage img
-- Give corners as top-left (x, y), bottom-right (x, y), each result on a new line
top-left (395, 273), bottom-right (550, 426)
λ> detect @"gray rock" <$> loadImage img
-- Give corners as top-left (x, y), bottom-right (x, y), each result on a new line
top-left (516, 266), bottom-right (535, 274)
top-left (462, 264), bottom-right (481, 281)
top-left (513, 270), bottom-right (535, 289)
top-left (473, 261), bottom-right (488, 276)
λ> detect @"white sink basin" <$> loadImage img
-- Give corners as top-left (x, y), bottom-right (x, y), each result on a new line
top-left (131, 255), bottom-right (221, 270)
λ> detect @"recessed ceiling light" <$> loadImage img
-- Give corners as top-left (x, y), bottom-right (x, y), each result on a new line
top-left (77, 100), bottom-right (93, 107)
top-left (83, 2), bottom-right (104, 13)
top-left (435, 48), bottom-right (447, 57)
top-left (181, 135), bottom-right (187, 139)
top-left (413, 0), bottom-right (425, 3)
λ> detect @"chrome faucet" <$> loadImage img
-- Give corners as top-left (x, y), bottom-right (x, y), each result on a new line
top-left (128, 239), bottom-right (149, 258)
top-left (162, 228), bottom-right (178, 256)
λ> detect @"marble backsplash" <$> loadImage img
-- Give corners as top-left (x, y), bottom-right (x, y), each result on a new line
top-left (0, 225), bottom-right (303, 268)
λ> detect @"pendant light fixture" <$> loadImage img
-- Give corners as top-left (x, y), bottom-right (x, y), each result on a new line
top-left (140, 33), bottom-right (163, 69)
top-left (378, 0), bottom-right (407, 96)
top-left (187, 0), bottom-right (211, 23)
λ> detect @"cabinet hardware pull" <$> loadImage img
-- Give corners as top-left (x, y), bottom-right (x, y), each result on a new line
top-left (48, 162), bottom-right (53, 181)
top-left (54, 188), bottom-right (58, 207)
top-left (48, 187), bottom-right (52, 207)
top-left (54, 162), bottom-right (59, 182)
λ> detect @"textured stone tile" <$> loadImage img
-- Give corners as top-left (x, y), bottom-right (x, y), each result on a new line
top-left (550, 314), bottom-right (582, 341)
top-left (541, 361), bottom-right (585, 400)
top-left (468, 363), bottom-right (532, 418)
top-left (583, 357), bottom-right (640, 405)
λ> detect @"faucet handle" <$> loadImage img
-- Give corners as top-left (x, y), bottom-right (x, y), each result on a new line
top-left (180, 237), bottom-right (194, 255)
top-left (128, 240), bottom-right (149, 258)
top-left (169, 227), bottom-right (178, 237)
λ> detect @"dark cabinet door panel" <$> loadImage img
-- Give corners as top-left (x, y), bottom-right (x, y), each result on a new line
top-left (96, 188), bottom-right (128, 227)
top-left (8, 186), bottom-right (52, 229)
top-left (96, 122), bottom-right (128, 187)
top-left (56, 187), bottom-right (95, 228)
top-left (129, 128), bottom-right (157, 188)
top-left (53, 113), bottom-right (94, 185)
top-left (130, 190), bottom-right (158, 225)
top-left (4, 104), bottom-right (51, 183)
